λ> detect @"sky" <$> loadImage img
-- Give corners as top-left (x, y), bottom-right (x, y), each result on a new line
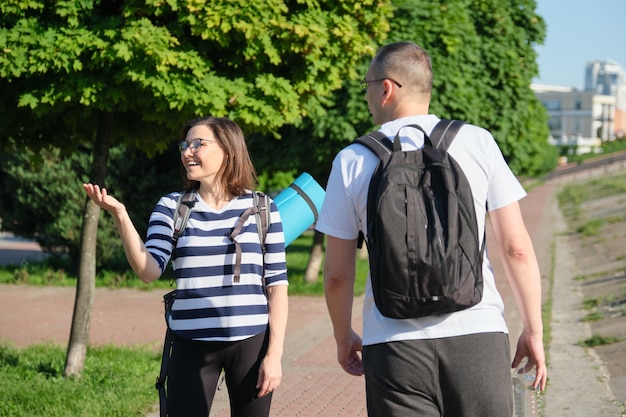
top-left (533, 0), bottom-right (626, 89)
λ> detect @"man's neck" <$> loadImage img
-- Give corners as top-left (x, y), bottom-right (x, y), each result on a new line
top-left (388, 103), bottom-right (430, 122)
top-left (376, 92), bottom-right (430, 124)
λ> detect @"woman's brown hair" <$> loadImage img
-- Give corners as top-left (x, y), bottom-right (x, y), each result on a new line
top-left (180, 116), bottom-right (257, 195)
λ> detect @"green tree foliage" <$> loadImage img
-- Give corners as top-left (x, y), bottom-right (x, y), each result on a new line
top-left (0, 0), bottom-right (392, 150)
top-left (252, 0), bottom-right (553, 183)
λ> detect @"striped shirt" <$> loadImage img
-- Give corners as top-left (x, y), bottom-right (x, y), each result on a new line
top-left (145, 191), bottom-right (288, 342)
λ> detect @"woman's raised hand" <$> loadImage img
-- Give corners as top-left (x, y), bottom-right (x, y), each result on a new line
top-left (82, 183), bottom-right (125, 214)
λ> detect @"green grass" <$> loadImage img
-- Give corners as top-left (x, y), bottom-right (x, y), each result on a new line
top-left (579, 335), bottom-right (622, 348)
top-left (0, 231), bottom-right (370, 296)
top-left (582, 297), bottom-right (601, 310)
top-left (0, 344), bottom-right (160, 417)
top-left (0, 260), bottom-right (172, 290)
top-left (558, 172), bottom-right (626, 225)
top-left (541, 238), bottom-right (556, 362)
top-left (575, 219), bottom-right (605, 237)
top-left (581, 311), bottom-right (604, 322)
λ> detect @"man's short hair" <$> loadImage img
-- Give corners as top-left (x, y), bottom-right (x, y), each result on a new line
top-left (372, 42), bottom-right (433, 95)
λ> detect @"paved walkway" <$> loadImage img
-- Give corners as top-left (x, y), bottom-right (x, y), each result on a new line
top-left (0, 179), bottom-right (624, 416)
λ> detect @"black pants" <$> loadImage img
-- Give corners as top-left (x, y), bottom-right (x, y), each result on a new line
top-left (363, 332), bottom-right (513, 417)
top-left (167, 330), bottom-right (271, 417)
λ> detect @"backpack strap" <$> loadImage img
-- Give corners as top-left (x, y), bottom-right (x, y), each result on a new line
top-left (353, 131), bottom-right (393, 160)
top-left (170, 188), bottom-right (198, 276)
top-left (155, 290), bottom-right (175, 417)
top-left (172, 188), bottom-right (198, 245)
top-left (430, 119), bottom-right (485, 260)
top-left (353, 132), bottom-right (390, 249)
top-left (430, 119), bottom-right (465, 151)
top-left (254, 192), bottom-right (270, 295)
top-left (287, 181), bottom-right (320, 223)
top-left (357, 124), bottom-right (435, 155)
top-left (356, 120), bottom-right (466, 155)
top-left (228, 191), bottom-right (270, 283)
top-left (253, 191), bottom-right (271, 253)
top-left (156, 328), bottom-right (172, 417)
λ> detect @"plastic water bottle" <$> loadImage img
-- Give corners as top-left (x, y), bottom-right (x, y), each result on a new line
top-left (512, 361), bottom-right (540, 417)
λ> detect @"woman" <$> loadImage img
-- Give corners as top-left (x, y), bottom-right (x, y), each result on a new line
top-left (83, 116), bottom-right (288, 417)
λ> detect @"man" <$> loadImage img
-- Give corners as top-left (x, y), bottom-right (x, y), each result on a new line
top-left (315, 41), bottom-right (547, 416)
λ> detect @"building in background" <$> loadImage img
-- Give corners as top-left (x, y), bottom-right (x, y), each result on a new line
top-left (585, 59), bottom-right (626, 135)
top-left (532, 84), bottom-right (614, 155)
top-left (532, 60), bottom-right (626, 156)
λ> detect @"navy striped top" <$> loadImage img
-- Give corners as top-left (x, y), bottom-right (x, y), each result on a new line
top-left (145, 191), bottom-right (288, 342)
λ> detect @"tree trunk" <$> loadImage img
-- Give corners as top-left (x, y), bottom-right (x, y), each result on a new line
top-left (63, 199), bottom-right (99, 377)
top-left (63, 112), bottom-right (113, 377)
top-left (304, 230), bottom-right (325, 284)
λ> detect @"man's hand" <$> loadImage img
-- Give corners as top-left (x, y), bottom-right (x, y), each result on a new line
top-left (336, 329), bottom-right (364, 376)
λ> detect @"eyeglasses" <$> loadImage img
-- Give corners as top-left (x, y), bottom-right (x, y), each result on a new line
top-left (360, 78), bottom-right (403, 92)
top-left (179, 138), bottom-right (213, 154)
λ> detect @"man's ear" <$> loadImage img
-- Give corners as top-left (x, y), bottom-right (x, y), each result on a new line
top-left (381, 79), bottom-right (396, 105)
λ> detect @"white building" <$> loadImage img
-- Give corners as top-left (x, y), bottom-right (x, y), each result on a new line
top-left (533, 60), bottom-right (625, 155)
top-left (532, 84), bottom-right (615, 155)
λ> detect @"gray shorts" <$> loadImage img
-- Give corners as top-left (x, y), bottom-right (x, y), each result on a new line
top-left (363, 332), bottom-right (513, 417)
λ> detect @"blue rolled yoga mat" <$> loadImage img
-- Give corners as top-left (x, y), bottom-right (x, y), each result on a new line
top-left (274, 173), bottom-right (326, 247)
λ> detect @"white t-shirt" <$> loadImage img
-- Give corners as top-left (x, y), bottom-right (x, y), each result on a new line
top-left (315, 114), bottom-right (526, 346)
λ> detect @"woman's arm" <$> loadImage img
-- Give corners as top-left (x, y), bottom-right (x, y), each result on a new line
top-left (256, 284), bottom-right (288, 397)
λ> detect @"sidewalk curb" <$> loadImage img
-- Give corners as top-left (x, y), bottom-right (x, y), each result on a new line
top-left (543, 190), bottom-right (624, 416)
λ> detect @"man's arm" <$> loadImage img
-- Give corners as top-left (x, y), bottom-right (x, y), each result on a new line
top-left (323, 235), bottom-right (363, 376)
top-left (489, 201), bottom-right (547, 391)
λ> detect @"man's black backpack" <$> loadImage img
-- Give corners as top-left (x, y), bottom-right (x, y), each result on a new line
top-left (354, 119), bottom-right (484, 319)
